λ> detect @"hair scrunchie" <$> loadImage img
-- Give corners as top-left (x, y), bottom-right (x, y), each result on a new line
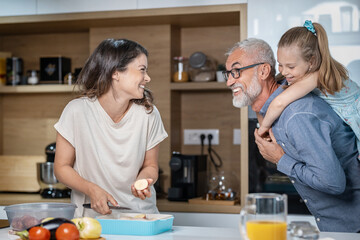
top-left (303, 20), bottom-right (317, 36)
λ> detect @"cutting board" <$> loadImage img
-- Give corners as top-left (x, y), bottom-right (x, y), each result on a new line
top-left (0, 155), bottom-right (46, 192)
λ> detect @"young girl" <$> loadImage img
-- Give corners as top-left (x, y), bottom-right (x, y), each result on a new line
top-left (258, 20), bottom-right (360, 157)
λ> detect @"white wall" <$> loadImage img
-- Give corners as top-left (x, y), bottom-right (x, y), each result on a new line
top-left (248, 0), bottom-right (360, 85)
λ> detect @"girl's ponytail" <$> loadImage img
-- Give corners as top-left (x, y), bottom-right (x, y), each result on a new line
top-left (314, 23), bottom-right (348, 95)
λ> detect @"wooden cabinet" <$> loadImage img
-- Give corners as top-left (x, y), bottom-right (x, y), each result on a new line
top-left (0, 4), bottom-right (248, 213)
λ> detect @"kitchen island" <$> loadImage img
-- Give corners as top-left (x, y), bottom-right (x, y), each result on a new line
top-left (0, 193), bottom-right (241, 214)
top-left (1, 226), bottom-right (360, 240)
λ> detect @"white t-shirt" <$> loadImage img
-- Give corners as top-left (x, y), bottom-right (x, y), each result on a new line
top-left (54, 97), bottom-right (168, 217)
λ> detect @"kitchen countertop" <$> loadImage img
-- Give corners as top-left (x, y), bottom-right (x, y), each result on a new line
top-left (0, 193), bottom-right (241, 214)
top-left (1, 226), bottom-right (359, 240)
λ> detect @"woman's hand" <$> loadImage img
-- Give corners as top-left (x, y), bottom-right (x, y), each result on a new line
top-left (254, 128), bottom-right (284, 165)
top-left (88, 183), bottom-right (118, 215)
top-left (131, 178), bottom-right (154, 200)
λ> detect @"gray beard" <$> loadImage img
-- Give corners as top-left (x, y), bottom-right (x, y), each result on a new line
top-left (232, 73), bottom-right (262, 108)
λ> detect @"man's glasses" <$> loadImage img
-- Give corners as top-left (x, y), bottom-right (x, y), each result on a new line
top-left (222, 62), bottom-right (265, 81)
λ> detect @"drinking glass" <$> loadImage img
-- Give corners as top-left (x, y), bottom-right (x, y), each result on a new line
top-left (240, 193), bottom-right (287, 240)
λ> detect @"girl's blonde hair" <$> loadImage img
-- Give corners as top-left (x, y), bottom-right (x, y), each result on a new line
top-left (278, 22), bottom-right (348, 95)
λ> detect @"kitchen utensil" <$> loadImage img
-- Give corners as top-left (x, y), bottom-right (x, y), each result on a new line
top-left (37, 162), bottom-right (70, 198)
top-left (188, 51), bottom-right (216, 82)
top-left (82, 203), bottom-right (131, 211)
top-left (167, 153), bottom-right (207, 201)
top-left (37, 142), bottom-right (71, 198)
top-left (97, 213), bottom-right (174, 235)
top-left (45, 142), bottom-right (56, 162)
top-left (4, 202), bottom-right (77, 231)
top-left (239, 193), bottom-right (287, 240)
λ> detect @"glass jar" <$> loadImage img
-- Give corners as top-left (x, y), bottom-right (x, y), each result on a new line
top-left (188, 52), bottom-right (216, 82)
top-left (27, 70), bottom-right (39, 85)
top-left (172, 56), bottom-right (189, 83)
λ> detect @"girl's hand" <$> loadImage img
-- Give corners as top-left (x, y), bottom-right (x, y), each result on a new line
top-left (88, 183), bottom-right (118, 215)
top-left (131, 178), bottom-right (154, 200)
top-left (258, 126), bottom-right (270, 139)
top-left (254, 128), bottom-right (284, 165)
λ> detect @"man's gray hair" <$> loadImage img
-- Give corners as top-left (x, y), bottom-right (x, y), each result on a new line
top-left (226, 38), bottom-right (276, 77)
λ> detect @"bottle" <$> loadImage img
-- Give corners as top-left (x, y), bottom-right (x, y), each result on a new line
top-left (27, 70), bottom-right (39, 85)
top-left (172, 56), bottom-right (189, 83)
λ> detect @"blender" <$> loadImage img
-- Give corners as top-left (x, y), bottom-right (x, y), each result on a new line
top-left (37, 143), bottom-right (71, 198)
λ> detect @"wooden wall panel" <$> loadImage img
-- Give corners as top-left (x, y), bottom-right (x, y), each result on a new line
top-left (0, 155), bottom-right (46, 192)
top-left (176, 25), bottom-right (241, 194)
top-left (181, 26), bottom-right (239, 65)
top-left (180, 91), bottom-right (241, 190)
top-left (2, 93), bottom-right (75, 155)
top-left (0, 32), bottom-right (89, 73)
top-left (89, 25), bottom-right (172, 190)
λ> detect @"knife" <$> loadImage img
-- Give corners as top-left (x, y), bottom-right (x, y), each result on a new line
top-left (82, 203), bottom-right (131, 210)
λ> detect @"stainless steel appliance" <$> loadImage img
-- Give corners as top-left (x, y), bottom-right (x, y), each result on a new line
top-left (168, 153), bottom-right (207, 201)
top-left (37, 143), bottom-right (70, 198)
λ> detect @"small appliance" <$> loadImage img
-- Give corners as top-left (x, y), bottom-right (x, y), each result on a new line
top-left (37, 143), bottom-right (71, 198)
top-left (168, 152), bottom-right (207, 201)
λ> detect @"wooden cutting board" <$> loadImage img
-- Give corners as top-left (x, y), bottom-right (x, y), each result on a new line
top-left (0, 155), bottom-right (46, 192)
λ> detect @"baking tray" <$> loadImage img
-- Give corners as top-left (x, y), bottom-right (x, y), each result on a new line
top-left (97, 213), bottom-right (174, 236)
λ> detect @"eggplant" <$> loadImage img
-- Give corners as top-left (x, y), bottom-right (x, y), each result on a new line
top-left (27, 218), bottom-right (75, 240)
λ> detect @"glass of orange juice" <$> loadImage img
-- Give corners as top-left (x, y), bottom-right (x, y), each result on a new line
top-left (239, 193), bottom-right (287, 240)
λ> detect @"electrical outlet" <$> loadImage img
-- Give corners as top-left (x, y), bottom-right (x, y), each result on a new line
top-left (184, 129), bottom-right (219, 145)
top-left (233, 129), bottom-right (241, 145)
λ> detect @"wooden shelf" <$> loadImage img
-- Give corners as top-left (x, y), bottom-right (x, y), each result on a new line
top-left (170, 82), bottom-right (230, 91)
top-left (0, 85), bottom-right (78, 94)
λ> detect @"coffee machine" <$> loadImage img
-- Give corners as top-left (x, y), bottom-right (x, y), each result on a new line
top-left (168, 152), bottom-right (207, 201)
top-left (37, 143), bottom-right (71, 198)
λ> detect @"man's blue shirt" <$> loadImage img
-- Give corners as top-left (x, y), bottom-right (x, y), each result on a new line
top-left (259, 83), bottom-right (360, 232)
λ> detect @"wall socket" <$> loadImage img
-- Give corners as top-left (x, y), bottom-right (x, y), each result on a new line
top-left (233, 128), bottom-right (241, 145)
top-left (184, 129), bottom-right (219, 145)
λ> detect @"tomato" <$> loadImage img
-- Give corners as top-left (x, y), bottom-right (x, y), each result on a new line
top-left (55, 223), bottom-right (80, 240)
top-left (28, 226), bottom-right (51, 240)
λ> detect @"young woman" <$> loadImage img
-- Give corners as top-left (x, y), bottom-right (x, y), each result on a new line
top-left (54, 39), bottom-right (168, 217)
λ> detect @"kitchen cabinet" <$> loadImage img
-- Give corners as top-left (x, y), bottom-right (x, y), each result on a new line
top-left (0, 4), bottom-right (248, 213)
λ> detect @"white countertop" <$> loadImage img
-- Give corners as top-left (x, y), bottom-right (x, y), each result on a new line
top-left (1, 226), bottom-right (360, 240)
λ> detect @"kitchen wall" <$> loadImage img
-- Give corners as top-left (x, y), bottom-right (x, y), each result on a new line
top-left (248, 0), bottom-right (360, 85)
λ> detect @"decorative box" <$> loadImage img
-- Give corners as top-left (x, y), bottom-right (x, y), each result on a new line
top-left (40, 57), bottom-right (71, 84)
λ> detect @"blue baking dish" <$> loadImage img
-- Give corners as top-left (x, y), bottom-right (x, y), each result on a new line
top-left (97, 213), bottom-right (174, 235)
